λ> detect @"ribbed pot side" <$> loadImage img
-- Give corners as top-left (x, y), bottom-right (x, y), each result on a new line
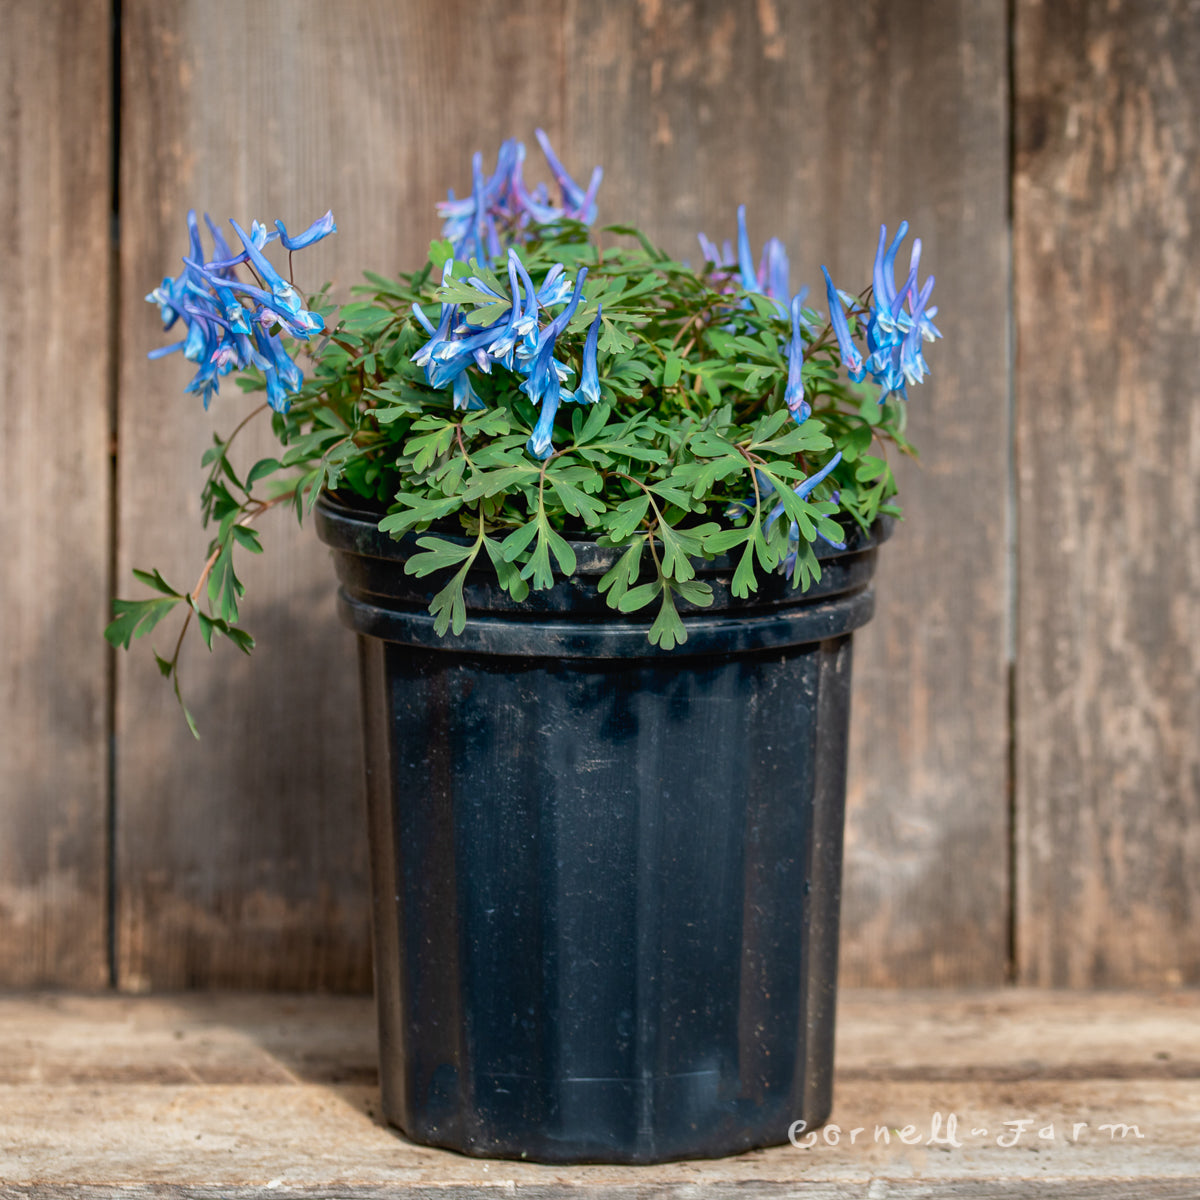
top-left (315, 493), bottom-right (888, 1164)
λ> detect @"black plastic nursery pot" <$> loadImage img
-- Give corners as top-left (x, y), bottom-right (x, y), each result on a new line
top-left (315, 492), bottom-right (889, 1165)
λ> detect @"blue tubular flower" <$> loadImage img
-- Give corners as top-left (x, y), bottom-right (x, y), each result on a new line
top-left (438, 136), bottom-right (602, 262)
top-left (453, 370), bottom-right (485, 412)
top-left (784, 293), bottom-right (809, 424)
top-left (146, 277), bottom-right (184, 326)
top-left (534, 128), bottom-right (601, 222)
top-left (579, 305), bottom-right (602, 405)
top-left (872, 221), bottom-right (909, 312)
top-left (469, 152), bottom-right (489, 263)
top-left (820, 266), bottom-right (864, 379)
top-left (203, 213), bottom-right (237, 268)
top-left (253, 325), bottom-right (302, 393)
top-left (410, 302), bottom-right (436, 336)
top-left (521, 267), bottom-right (587, 453)
top-left (149, 208), bottom-right (333, 409)
top-left (509, 144), bottom-right (563, 225)
top-left (489, 249), bottom-right (533, 364)
top-left (274, 209), bottom-right (336, 251)
top-left (899, 274), bottom-right (935, 385)
top-left (526, 381), bottom-right (562, 459)
top-left (229, 219), bottom-right (304, 316)
top-left (199, 272), bottom-right (324, 339)
top-left (761, 237), bottom-right (790, 305)
top-left (697, 232), bottom-right (729, 268)
top-left (764, 451), bottom-right (844, 535)
top-left (861, 222), bottom-right (941, 403)
top-left (736, 205), bottom-right (759, 294)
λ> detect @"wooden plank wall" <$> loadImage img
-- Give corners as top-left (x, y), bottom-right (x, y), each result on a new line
top-left (0, 0), bottom-right (1196, 991)
top-left (0, 0), bottom-right (112, 987)
top-left (1014, 0), bottom-right (1200, 985)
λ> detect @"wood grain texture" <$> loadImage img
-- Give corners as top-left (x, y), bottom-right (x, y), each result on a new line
top-left (1, 991), bottom-right (1198, 1193)
top-left (564, 0), bottom-right (1011, 984)
top-left (0, 0), bottom-right (112, 986)
top-left (114, 0), bottom-right (567, 989)
top-left (1014, 0), bottom-right (1200, 984)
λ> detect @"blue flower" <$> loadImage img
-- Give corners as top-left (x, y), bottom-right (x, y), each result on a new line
top-left (453, 370), bottom-right (485, 412)
top-left (438, 134), bottom-right (603, 263)
top-left (699, 207), bottom-right (791, 315)
top-left (535, 128), bottom-right (602, 222)
top-left (735, 205), bottom-right (759, 295)
top-left (784, 292), bottom-right (809, 424)
top-left (861, 223), bottom-right (941, 403)
top-left (148, 209), bottom-right (333, 410)
top-left (274, 210), bottom-right (337, 251)
top-left (820, 266), bottom-right (864, 379)
top-left (765, 452), bottom-right (846, 554)
top-left (579, 305), bottom-right (602, 405)
top-left (229, 219), bottom-right (304, 317)
top-left (523, 267), bottom-right (588, 457)
top-left (521, 266), bottom-right (587, 409)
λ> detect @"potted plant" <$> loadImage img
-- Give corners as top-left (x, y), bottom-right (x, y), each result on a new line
top-left (108, 131), bottom-right (939, 1164)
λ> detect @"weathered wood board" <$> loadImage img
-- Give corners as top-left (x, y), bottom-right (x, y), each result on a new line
top-left (113, 0), bottom-right (569, 989)
top-left (0, 0), bottom-right (112, 987)
top-left (1, 990), bottom-right (1197, 1195)
top-left (564, 0), bottom-right (1012, 985)
top-left (1014, 0), bottom-right (1200, 984)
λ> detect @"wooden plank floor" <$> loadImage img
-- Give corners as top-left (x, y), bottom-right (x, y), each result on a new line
top-left (1, 991), bottom-right (1198, 1198)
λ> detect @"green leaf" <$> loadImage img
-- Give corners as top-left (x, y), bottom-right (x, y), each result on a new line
top-left (603, 494), bottom-right (650, 542)
top-left (207, 541), bottom-right (244, 624)
top-left (597, 540), bottom-right (644, 607)
top-left (231, 525), bottom-right (263, 554)
top-left (663, 355), bottom-right (683, 387)
top-left (105, 596), bottom-right (181, 649)
top-left (131, 568), bottom-right (182, 597)
top-left (572, 402), bottom-right (613, 445)
top-left (483, 537), bottom-right (530, 602)
top-left (840, 423), bottom-right (874, 463)
top-left (174, 673), bottom-right (200, 741)
top-left (246, 457), bottom-right (282, 488)
top-left (428, 561), bottom-right (471, 636)
top-left (499, 520), bottom-right (539, 562)
top-left (648, 587), bottom-right (687, 650)
top-left (855, 454), bottom-right (888, 482)
top-left (224, 625), bottom-right (255, 655)
top-left (648, 480), bottom-right (696, 509)
top-left (673, 579), bottom-right (714, 607)
top-left (617, 581), bottom-right (661, 612)
top-left (521, 530), bottom-right (555, 590)
top-left (428, 238), bottom-right (455, 268)
top-left (197, 611), bottom-right (216, 651)
top-left (405, 536), bottom-right (478, 578)
top-left (378, 493), bottom-right (464, 536)
top-left (544, 523), bottom-right (577, 576)
top-left (731, 541), bottom-right (758, 599)
top-left (702, 526), bottom-right (752, 554)
top-left (548, 476), bottom-right (604, 526)
top-left (461, 464), bottom-right (540, 502)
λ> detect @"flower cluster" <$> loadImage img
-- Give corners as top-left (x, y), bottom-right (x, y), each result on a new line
top-left (699, 204), bottom-right (794, 315)
top-left (412, 250), bottom-right (603, 460)
top-left (436, 129), bottom-right (603, 262)
top-left (146, 209), bottom-right (335, 411)
top-left (407, 133), bottom-right (609, 459)
top-left (824, 221), bottom-right (939, 403)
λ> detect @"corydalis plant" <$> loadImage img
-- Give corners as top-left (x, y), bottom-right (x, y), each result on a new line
top-left (108, 131), bottom-right (940, 734)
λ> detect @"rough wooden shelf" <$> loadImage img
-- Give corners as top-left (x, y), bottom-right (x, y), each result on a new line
top-left (1, 990), bottom-right (1198, 1198)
